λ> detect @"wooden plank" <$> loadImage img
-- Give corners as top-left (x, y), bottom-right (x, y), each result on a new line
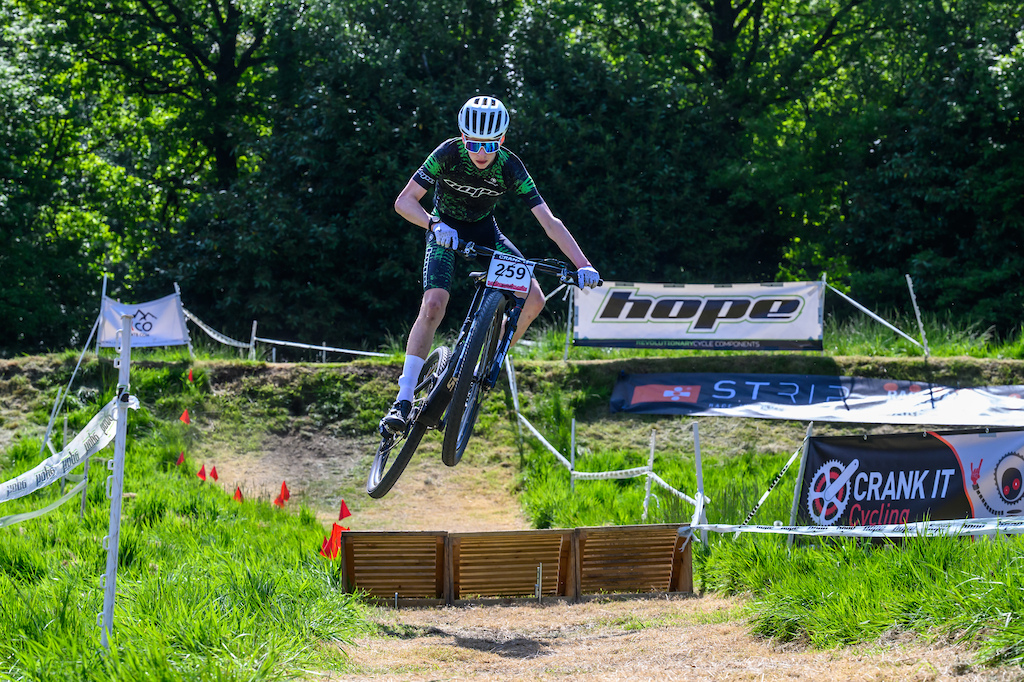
top-left (341, 535), bottom-right (356, 593)
top-left (451, 536), bottom-right (462, 601)
top-left (669, 531), bottom-right (693, 593)
top-left (556, 533), bottom-right (570, 597)
top-left (443, 535), bottom-right (454, 605)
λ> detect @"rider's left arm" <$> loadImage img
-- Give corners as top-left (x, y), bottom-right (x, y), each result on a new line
top-left (530, 203), bottom-right (593, 271)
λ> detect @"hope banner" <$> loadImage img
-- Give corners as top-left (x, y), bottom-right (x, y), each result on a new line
top-left (574, 281), bottom-right (823, 351)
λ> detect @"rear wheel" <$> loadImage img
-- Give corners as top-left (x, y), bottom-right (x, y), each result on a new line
top-left (441, 290), bottom-right (506, 467)
top-left (366, 347), bottom-right (450, 498)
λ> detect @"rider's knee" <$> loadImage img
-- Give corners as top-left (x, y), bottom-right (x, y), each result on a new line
top-left (420, 293), bottom-right (448, 323)
top-left (524, 292), bottom-right (545, 319)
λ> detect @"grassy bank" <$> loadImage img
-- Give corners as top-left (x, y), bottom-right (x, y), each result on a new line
top-left (0, 361), bottom-right (372, 681)
top-left (3, 321), bottom-right (1024, 678)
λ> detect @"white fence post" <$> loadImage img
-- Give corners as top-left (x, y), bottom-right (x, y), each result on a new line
top-left (99, 314), bottom-right (133, 651)
top-left (787, 422), bottom-right (814, 549)
top-left (642, 429), bottom-right (656, 522)
top-left (570, 418), bottom-right (576, 493)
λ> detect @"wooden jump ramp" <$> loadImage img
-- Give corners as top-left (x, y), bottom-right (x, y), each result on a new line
top-left (339, 523), bottom-right (693, 606)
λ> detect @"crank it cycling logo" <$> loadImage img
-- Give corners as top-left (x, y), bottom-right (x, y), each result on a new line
top-left (971, 450), bottom-right (1024, 516)
top-left (807, 459), bottom-right (860, 526)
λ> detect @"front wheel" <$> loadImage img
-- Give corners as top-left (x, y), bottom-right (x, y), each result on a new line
top-left (441, 290), bottom-right (506, 467)
top-left (366, 347), bottom-right (449, 498)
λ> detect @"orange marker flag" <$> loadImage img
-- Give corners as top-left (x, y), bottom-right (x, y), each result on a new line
top-left (210, 466), bottom-right (219, 481)
top-left (339, 499), bottom-right (352, 520)
top-left (233, 486), bottom-right (243, 502)
top-left (281, 481), bottom-right (290, 502)
top-left (175, 452), bottom-right (185, 466)
top-left (197, 464), bottom-right (207, 481)
top-left (273, 494), bottom-right (284, 508)
top-left (180, 409), bottom-right (191, 425)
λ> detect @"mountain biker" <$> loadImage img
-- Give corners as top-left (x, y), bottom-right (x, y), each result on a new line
top-left (380, 95), bottom-right (601, 436)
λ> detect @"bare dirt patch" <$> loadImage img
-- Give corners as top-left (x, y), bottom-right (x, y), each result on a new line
top-left (319, 595), bottom-right (1011, 681)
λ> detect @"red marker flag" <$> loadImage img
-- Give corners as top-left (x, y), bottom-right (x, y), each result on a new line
top-left (180, 409), bottom-right (191, 424)
top-left (197, 464), bottom-right (207, 481)
top-left (320, 523), bottom-right (347, 559)
top-left (339, 499), bottom-right (352, 520)
top-left (273, 494), bottom-right (284, 508)
top-left (175, 452), bottom-right (185, 466)
top-left (188, 368), bottom-right (193, 383)
top-left (233, 486), bottom-right (243, 502)
top-left (210, 466), bottom-right (219, 481)
top-left (281, 481), bottom-right (290, 502)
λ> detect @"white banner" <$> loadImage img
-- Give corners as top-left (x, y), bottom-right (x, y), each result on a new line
top-left (99, 293), bottom-right (190, 348)
top-left (612, 373), bottom-right (1024, 427)
top-left (574, 281), bottom-right (824, 351)
top-left (1, 396), bottom-right (139, 502)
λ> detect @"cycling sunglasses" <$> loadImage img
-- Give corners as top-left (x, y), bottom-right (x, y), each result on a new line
top-left (463, 136), bottom-right (501, 154)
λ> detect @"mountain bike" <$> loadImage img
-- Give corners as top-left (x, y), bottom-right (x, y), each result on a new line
top-left (366, 240), bottom-right (598, 498)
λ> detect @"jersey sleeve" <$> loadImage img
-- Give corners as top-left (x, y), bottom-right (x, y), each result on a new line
top-left (412, 139), bottom-right (457, 190)
top-left (503, 152), bottom-right (545, 209)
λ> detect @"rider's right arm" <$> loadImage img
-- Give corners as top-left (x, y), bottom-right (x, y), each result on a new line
top-left (395, 179), bottom-right (432, 229)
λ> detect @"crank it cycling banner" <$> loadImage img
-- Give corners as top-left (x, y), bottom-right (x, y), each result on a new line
top-left (574, 281), bottom-right (823, 351)
top-left (610, 373), bottom-right (1024, 427)
top-left (99, 292), bottom-right (190, 347)
top-left (798, 428), bottom-right (1024, 527)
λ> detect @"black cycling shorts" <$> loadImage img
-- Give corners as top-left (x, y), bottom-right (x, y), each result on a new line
top-left (422, 214), bottom-right (523, 293)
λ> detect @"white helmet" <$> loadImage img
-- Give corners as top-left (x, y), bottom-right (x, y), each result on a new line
top-left (458, 96), bottom-right (510, 140)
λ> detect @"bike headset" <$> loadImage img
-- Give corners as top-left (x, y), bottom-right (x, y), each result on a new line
top-left (458, 96), bottom-right (510, 141)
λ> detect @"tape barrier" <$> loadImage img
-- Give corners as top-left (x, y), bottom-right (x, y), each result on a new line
top-left (0, 475), bottom-right (86, 528)
top-left (1, 396), bottom-right (139, 503)
top-left (572, 465), bottom-right (652, 481)
top-left (650, 472), bottom-right (697, 506)
top-left (696, 516), bottom-right (1024, 539)
top-left (518, 413), bottom-right (572, 470)
top-left (181, 307), bottom-right (251, 348)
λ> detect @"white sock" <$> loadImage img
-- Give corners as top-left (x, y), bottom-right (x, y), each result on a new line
top-left (396, 354), bottom-right (426, 403)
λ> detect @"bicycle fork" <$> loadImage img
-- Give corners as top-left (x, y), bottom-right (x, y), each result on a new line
top-left (484, 296), bottom-right (524, 389)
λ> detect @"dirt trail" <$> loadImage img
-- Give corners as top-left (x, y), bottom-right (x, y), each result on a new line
top-left (193, 425), bottom-right (1016, 681)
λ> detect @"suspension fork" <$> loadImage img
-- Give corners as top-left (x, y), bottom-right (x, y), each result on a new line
top-left (448, 283), bottom-right (489, 382)
top-left (485, 294), bottom-right (525, 389)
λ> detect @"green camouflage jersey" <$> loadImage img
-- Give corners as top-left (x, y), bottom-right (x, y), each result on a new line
top-left (412, 138), bottom-right (544, 222)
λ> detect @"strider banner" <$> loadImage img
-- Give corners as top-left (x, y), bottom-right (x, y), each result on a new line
top-left (798, 429), bottom-right (1024, 527)
top-left (611, 372), bottom-right (1024, 427)
top-left (574, 281), bottom-right (824, 351)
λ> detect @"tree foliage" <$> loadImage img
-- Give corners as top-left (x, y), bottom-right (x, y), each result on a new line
top-left (2, 0), bottom-right (1022, 355)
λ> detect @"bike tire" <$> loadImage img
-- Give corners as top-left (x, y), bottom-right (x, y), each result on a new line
top-left (366, 422), bottom-right (427, 498)
top-left (441, 290), bottom-right (505, 467)
top-left (366, 347), bottom-right (449, 498)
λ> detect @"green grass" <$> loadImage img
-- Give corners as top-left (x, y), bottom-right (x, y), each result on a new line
top-left (699, 531), bottom-right (1024, 663)
top-left (505, 312), bottom-right (1024, 362)
top-left (5, 312), bottom-right (1024, 677)
top-left (0, 372), bottom-right (371, 682)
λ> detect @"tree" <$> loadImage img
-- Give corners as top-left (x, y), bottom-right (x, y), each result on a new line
top-left (38, 0), bottom-right (277, 190)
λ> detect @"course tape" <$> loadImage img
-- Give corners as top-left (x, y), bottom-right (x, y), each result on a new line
top-left (181, 307), bottom-right (250, 348)
top-left (1, 396), bottom-right (138, 503)
top-left (572, 465), bottom-right (651, 481)
top-left (0, 475), bottom-right (86, 528)
top-left (650, 472), bottom-right (697, 506)
top-left (696, 516), bottom-right (1024, 538)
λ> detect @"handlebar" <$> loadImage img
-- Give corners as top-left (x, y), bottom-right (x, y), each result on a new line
top-left (454, 239), bottom-right (603, 288)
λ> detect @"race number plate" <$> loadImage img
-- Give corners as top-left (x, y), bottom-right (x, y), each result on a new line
top-left (485, 252), bottom-right (535, 294)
